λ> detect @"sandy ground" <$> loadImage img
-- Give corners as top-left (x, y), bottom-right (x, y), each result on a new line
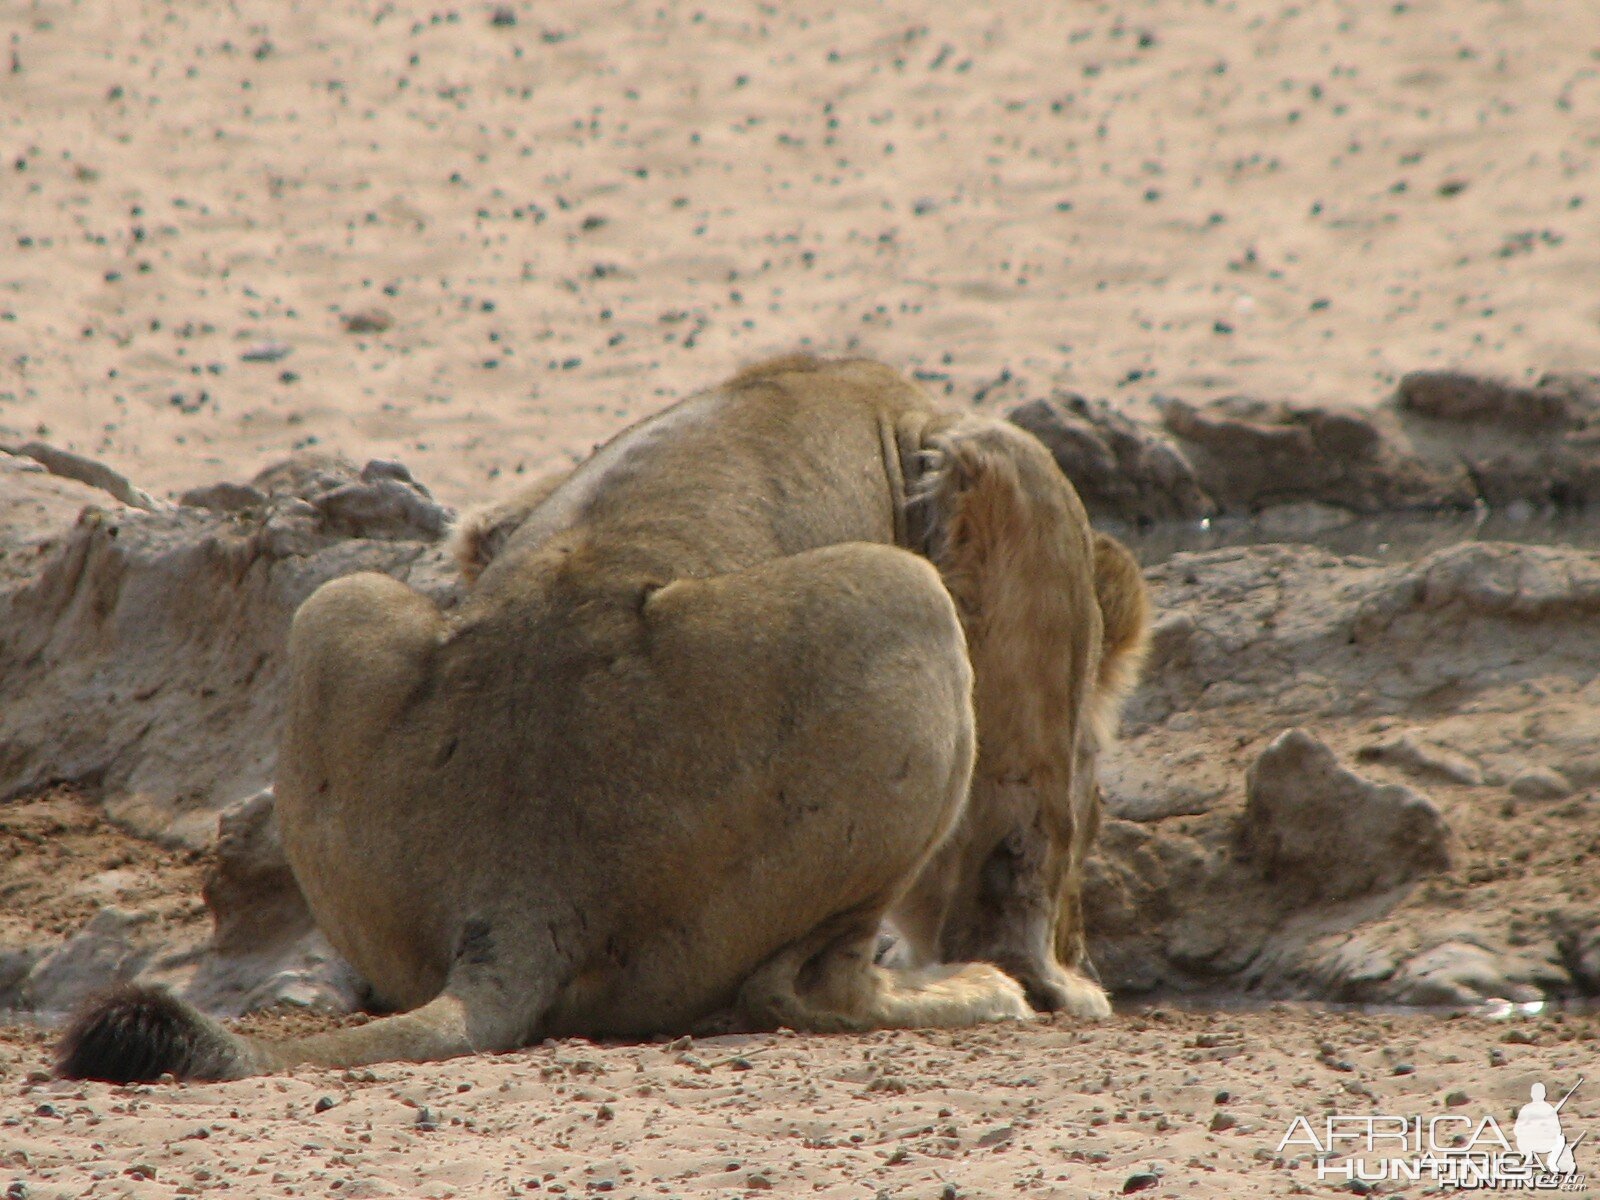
top-left (4, 0), bottom-right (1598, 509)
top-left (6, 1006), bottom-right (1599, 1198)
top-left (5, 0), bottom-right (1600, 1195)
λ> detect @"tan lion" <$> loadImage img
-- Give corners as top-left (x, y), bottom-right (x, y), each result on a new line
top-left (58, 354), bottom-right (1149, 1081)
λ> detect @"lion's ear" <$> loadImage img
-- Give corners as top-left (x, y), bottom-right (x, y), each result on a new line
top-left (446, 470), bottom-right (574, 586)
top-left (446, 504), bottom-right (505, 585)
top-left (1090, 532), bottom-right (1151, 718)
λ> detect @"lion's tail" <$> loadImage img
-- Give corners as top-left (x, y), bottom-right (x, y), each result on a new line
top-left (55, 986), bottom-right (264, 1082)
top-left (56, 984), bottom-right (505, 1083)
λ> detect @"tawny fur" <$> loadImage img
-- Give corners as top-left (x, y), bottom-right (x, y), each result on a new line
top-left (57, 354), bottom-right (1150, 1082)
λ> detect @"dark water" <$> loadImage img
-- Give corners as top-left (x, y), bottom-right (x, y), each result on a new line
top-left (1113, 505), bottom-right (1600, 567)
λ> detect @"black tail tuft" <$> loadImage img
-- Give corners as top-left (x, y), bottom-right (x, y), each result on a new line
top-left (56, 985), bottom-right (238, 1083)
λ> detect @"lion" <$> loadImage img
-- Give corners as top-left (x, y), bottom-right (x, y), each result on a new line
top-left (57, 354), bottom-right (1150, 1081)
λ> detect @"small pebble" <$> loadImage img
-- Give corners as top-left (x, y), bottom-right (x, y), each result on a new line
top-left (240, 343), bottom-right (292, 363)
top-left (341, 308), bottom-right (394, 334)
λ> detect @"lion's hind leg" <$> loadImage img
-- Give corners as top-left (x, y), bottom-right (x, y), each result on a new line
top-left (639, 542), bottom-right (1028, 1035)
top-left (736, 913), bottom-right (1031, 1033)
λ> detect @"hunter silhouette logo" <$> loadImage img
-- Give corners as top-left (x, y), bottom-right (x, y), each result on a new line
top-left (1277, 1075), bottom-right (1588, 1190)
top-left (1514, 1080), bottom-right (1583, 1177)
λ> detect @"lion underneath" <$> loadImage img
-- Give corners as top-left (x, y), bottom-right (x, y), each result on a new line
top-left (58, 354), bottom-right (1150, 1082)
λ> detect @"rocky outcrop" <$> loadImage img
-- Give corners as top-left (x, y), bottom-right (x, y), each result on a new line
top-left (1006, 393), bottom-right (1213, 524)
top-left (1084, 539), bottom-right (1600, 1005)
top-left (1157, 395), bottom-right (1470, 514)
top-left (1244, 729), bottom-right (1452, 901)
top-left (0, 453), bottom-right (453, 1015)
top-left (0, 452), bottom-right (460, 848)
top-left (1130, 540), bottom-right (1600, 730)
top-left (1395, 370), bottom-right (1600, 509)
top-left (1394, 370), bottom-right (1594, 430)
top-left (1006, 371), bottom-right (1600, 527)
top-left (185, 789), bottom-right (364, 1017)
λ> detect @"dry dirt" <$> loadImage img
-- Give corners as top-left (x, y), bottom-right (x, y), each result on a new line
top-left (5, 0), bottom-right (1597, 509)
top-left (5, 0), bottom-right (1600, 1195)
top-left (0, 790), bottom-right (207, 953)
top-left (5, 1005), bottom-right (1599, 1199)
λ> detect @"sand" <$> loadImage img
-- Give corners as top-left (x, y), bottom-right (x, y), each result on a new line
top-left (4, 0), bottom-right (1600, 1195)
top-left (4, 0), bottom-right (1596, 510)
top-left (7, 1007), bottom-right (1600, 1198)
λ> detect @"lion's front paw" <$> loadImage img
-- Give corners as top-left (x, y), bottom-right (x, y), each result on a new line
top-left (1018, 964), bottom-right (1112, 1019)
top-left (948, 963), bottom-right (1035, 1023)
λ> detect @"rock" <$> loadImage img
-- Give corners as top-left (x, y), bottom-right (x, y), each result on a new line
top-left (1307, 935), bottom-right (1401, 996)
top-left (251, 453), bottom-right (452, 541)
top-left (240, 342), bottom-right (293, 363)
top-left (311, 459), bottom-right (451, 541)
top-left (1100, 753), bottom-right (1225, 821)
top-left (1157, 395), bottom-right (1472, 514)
top-left (1245, 729), bottom-right (1453, 902)
top-left (1017, 370), bottom-right (1600, 521)
top-left (203, 789), bottom-right (307, 955)
top-left (251, 450), bottom-right (366, 500)
top-left (1388, 940), bottom-right (1542, 1006)
top-left (1132, 542), bottom-right (1600, 731)
top-left (0, 948), bottom-right (42, 999)
top-left (1006, 393), bottom-right (1213, 523)
top-left (1396, 371), bottom-right (1581, 430)
top-left (1356, 732), bottom-right (1484, 786)
top-left (1082, 819), bottom-right (1231, 991)
top-left (1516, 703), bottom-right (1600, 789)
top-left (1089, 539), bottom-right (1600, 1003)
top-left (20, 907), bottom-right (152, 1013)
top-left (179, 480), bottom-right (268, 513)
top-left (1508, 766), bottom-right (1572, 801)
top-left (1392, 370), bottom-right (1600, 508)
top-left (1164, 908), bottom-right (1266, 975)
top-left (0, 460), bottom-right (461, 834)
top-left (185, 787), bottom-right (363, 1015)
